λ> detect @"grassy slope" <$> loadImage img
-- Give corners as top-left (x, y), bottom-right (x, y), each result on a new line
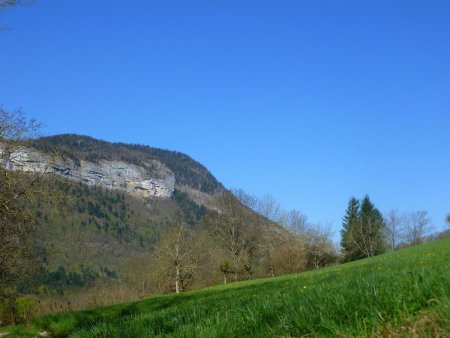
top-left (10, 238), bottom-right (450, 337)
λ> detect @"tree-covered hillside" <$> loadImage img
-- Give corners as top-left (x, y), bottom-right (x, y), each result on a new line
top-left (1, 133), bottom-right (337, 324)
top-left (20, 177), bottom-right (208, 295)
top-left (11, 177), bottom-right (286, 301)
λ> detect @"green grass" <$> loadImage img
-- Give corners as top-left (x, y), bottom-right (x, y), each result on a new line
top-left (0, 326), bottom-right (10, 334)
top-left (8, 238), bottom-right (450, 337)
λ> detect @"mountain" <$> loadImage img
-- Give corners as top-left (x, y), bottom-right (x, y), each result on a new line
top-left (4, 134), bottom-right (287, 299)
top-left (30, 134), bottom-right (223, 205)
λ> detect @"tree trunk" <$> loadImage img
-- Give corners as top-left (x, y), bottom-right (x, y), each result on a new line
top-left (175, 264), bottom-right (180, 294)
top-left (223, 273), bottom-right (227, 284)
top-left (175, 244), bottom-right (180, 294)
top-left (287, 251), bottom-right (293, 273)
top-left (267, 249), bottom-right (275, 277)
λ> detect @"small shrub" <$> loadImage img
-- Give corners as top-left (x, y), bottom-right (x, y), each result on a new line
top-left (15, 295), bottom-right (38, 324)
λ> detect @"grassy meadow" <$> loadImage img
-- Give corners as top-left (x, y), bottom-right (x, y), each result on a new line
top-left (7, 238), bottom-right (450, 337)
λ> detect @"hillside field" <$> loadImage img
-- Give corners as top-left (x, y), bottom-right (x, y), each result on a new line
top-left (7, 238), bottom-right (450, 337)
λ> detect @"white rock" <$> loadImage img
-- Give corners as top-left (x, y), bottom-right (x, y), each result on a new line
top-left (0, 146), bottom-right (175, 199)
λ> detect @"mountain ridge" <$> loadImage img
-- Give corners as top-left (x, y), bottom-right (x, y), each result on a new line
top-left (33, 134), bottom-right (223, 197)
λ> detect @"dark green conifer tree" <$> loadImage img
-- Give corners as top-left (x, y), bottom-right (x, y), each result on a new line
top-left (340, 197), bottom-right (360, 262)
top-left (359, 195), bottom-right (386, 256)
top-left (340, 195), bottom-right (387, 262)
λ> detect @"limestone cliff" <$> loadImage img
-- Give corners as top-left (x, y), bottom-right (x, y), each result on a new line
top-left (0, 146), bottom-right (175, 199)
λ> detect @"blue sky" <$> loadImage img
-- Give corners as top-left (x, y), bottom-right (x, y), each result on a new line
top-left (1, 0), bottom-right (449, 239)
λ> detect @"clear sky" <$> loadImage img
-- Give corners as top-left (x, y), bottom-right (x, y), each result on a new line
top-left (1, 0), bottom-right (449, 240)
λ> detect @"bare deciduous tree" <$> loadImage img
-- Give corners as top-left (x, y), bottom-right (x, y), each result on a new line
top-left (122, 253), bottom-right (154, 297)
top-left (256, 194), bottom-right (281, 223)
top-left (217, 191), bottom-right (248, 282)
top-left (232, 188), bottom-right (258, 210)
top-left (304, 224), bottom-right (335, 269)
top-left (385, 209), bottom-right (401, 251)
top-left (283, 209), bottom-right (308, 236)
top-left (401, 211), bottom-right (432, 246)
top-left (347, 217), bottom-right (383, 258)
top-left (276, 210), bottom-right (308, 273)
top-left (219, 260), bottom-right (234, 285)
top-left (255, 194), bottom-right (282, 277)
top-left (242, 246), bottom-right (255, 280)
top-left (280, 211), bottom-right (336, 271)
top-left (153, 221), bottom-right (200, 294)
top-left (0, 107), bottom-right (48, 290)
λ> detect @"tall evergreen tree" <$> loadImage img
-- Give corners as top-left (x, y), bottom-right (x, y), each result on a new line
top-left (340, 195), bottom-right (386, 262)
top-left (359, 195), bottom-right (386, 256)
top-left (340, 197), bottom-right (360, 262)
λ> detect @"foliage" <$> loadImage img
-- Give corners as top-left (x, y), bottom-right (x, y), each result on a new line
top-left (341, 195), bottom-right (387, 262)
top-left (0, 289), bottom-right (17, 325)
top-left (17, 265), bottom-right (117, 295)
top-left (0, 292), bottom-right (38, 326)
top-left (27, 178), bottom-right (175, 287)
top-left (172, 190), bottom-right (207, 226)
top-left (7, 237), bottom-right (450, 337)
top-left (15, 295), bottom-right (37, 323)
top-left (340, 196), bottom-right (360, 261)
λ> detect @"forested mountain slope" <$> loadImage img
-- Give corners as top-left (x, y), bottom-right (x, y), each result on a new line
top-left (11, 135), bottom-right (286, 298)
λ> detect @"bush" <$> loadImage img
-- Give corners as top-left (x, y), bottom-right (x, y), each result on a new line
top-left (0, 296), bottom-right (16, 326)
top-left (15, 295), bottom-right (38, 323)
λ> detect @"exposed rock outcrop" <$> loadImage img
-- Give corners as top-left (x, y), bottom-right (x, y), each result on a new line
top-left (0, 146), bottom-right (175, 199)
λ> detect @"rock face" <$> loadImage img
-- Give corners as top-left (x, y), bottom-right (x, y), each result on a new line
top-left (0, 146), bottom-right (175, 199)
